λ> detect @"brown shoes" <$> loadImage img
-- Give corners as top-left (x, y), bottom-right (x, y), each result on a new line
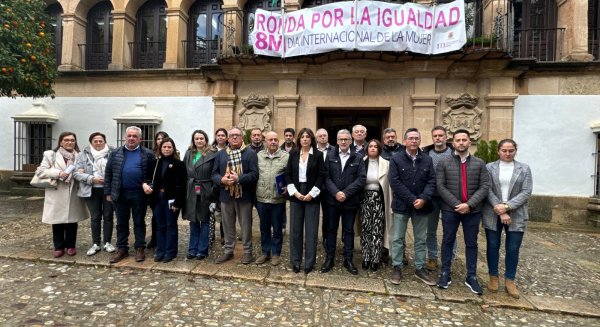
top-left (255, 255), bottom-right (270, 265)
top-left (488, 275), bottom-right (499, 292)
top-left (135, 248), bottom-right (145, 262)
top-left (110, 249), bottom-right (129, 263)
top-left (425, 259), bottom-right (438, 271)
top-left (271, 255), bottom-right (281, 266)
top-left (505, 279), bottom-right (520, 299)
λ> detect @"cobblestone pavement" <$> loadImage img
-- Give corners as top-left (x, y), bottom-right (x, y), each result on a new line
top-left (0, 195), bottom-right (599, 326)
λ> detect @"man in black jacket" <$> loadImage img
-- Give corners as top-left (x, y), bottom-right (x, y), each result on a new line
top-left (436, 129), bottom-right (490, 295)
top-left (322, 129), bottom-right (366, 275)
top-left (388, 128), bottom-right (437, 286)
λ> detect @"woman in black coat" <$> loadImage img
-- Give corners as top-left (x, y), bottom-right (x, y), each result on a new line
top-left (144, 137), bottom-right (186, 263)
top-left (285, 128), bottom-right (327, 274)
top-left (182, 130), bottom-right (218, 260)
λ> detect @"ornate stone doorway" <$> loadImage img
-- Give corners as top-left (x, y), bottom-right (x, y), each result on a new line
top-left (317, 108), bottom-right (389, 146)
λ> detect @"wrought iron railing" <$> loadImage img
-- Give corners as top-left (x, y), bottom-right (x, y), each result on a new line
top-left (590, 27), bottom-right (600, 61)
top-left (511, 28), bottom-right (565, 62)
top-left (78, 42), bottom-right (112, 70)
top-left (128, 41), bottom-right (166, 69)
top-left (182, 39), bottom-right (221, 67)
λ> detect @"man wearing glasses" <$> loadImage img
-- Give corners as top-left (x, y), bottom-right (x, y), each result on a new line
top-left (322, 129), bottom-right (366, 275)
top-left (212, 127), bottom-right (259, 264)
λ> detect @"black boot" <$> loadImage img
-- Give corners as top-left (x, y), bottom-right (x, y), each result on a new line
top-left (320, 256), bottom-right (335, 273)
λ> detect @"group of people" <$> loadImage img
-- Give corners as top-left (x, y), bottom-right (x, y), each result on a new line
top-left (36, 123), bottom-right (532, 298)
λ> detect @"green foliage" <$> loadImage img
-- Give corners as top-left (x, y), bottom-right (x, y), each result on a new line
top-left (474, 139), bottom-right (499, 163)
top-left (0, 0), bottom-right (58, 98)
top-left (243, 129), bottom-right (251, 146)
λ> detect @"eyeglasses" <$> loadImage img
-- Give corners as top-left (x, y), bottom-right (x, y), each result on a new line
top-left (406, 137), bottom-right (420, 141)
top-left (338, 138), bottom-right (351, 142)
top-left (229, 134), bottom-right (242, 138)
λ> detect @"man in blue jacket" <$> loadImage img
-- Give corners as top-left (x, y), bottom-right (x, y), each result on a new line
top-left (212, 127), bottom-right (259, 265)
top-left (104, 126), bottom-right (156, 264)
top-left (388, 128), bottom-right (437, 286)
top-left (322, 129), bottom-right (366, 275)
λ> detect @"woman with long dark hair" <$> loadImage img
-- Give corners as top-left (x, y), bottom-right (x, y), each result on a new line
top-left (144, 137), bottom-right (187, 262)
top-left (37, 132), bottom-right (87, 257)
top-left (147, 131), bottom-right (170, 249)
top-left (285, 128), bottom-right (327, 274)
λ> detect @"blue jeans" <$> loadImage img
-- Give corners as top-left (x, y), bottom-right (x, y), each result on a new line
top-left (391, 212), bottom-right (429, 269)
top-left (325, 205), bottom-right (357, 259)
top-left (114, 190), bottom-right (147, 250)
top-left (426, 197), bottom-right (457, 260)
top-left (188, 220), bottom-right (210, 257)
top-left (485, 218), bottom-right (524, 280)
top-left (256, 202), bottom-right (285, 256)
top-left (152, 194), bottom-right (179, 259)
top-left (441, 210), bottom-right (481, 277)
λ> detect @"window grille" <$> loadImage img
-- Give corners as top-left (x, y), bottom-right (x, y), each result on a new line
top-left (14, 122), bottom-right (53, 172)
top-left (116, 123), bottom-right (157, 150)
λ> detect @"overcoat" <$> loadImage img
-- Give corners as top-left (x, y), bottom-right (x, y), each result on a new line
top-left (37, 149), bottom-right (88, 224)
top-left (182, 148), bottom-right (218, 223)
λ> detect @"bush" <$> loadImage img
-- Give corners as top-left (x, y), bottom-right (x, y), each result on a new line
top-left (474, 139), bottom-right (499, 163)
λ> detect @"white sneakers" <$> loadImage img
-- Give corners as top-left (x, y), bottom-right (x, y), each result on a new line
top-left (86, 243), bottom-right (116, 256)
top-left (86, 244), bottom-right (101, 256)
top-left (103, 242), bottom-right (116, 253)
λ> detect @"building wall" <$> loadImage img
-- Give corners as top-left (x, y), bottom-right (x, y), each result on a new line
top-left (0, 96), bottom-right (214, 171)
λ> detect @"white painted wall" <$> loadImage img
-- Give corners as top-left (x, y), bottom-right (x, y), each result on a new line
top-left (0, 97), bottom-right (214, 170)
top-left (514, 95), bottom-right (600, 197)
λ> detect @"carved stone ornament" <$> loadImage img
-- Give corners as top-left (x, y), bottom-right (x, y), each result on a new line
top-left (238, 93), bottom-right (272, 132)
top-left (442, 93), bottom-right (483, 140)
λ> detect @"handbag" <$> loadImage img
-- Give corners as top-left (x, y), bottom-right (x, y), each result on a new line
top-left (30, 152), bottom-right (58, 189)
top-left (30, 173), bottom-right (57, 189)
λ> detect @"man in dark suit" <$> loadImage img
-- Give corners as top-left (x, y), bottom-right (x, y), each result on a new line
top-left (322, 129), bottom-right (366, 275)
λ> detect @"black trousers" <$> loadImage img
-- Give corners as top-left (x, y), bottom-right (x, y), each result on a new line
top-left (52, 223), bottom-right (78, 250)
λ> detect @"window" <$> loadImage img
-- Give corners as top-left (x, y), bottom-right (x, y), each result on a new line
top-left (116, 123), bottom-right (157, 150)
top-left (186, 0), bottom-right (223, 67)
top-left (511, 0), bottom-right (559, 61)
top-left (45, 3), bottom-right (63, 65)
top-left (85, 1), bottom-right (113, 69)
top-left (133, 0), bottom-right (167, 68)
top-left (14, 122), bottom-right (53, 172)
top-left (595, 133), bottom-right (600, 196)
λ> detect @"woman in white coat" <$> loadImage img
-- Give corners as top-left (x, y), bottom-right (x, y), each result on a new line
top-left (36, 132), bottom-right (88, 258)
top-left (359, 139), bottom-right (391, 271)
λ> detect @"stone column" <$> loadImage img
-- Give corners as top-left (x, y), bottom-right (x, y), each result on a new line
top-left (285, 0), bottom-right (301, 12)
top-left (108, 11), bottom-right (135, 70)
top-left (485, 77), bottom-right (518, 141)
top-left (163, 8), bottom-right (188, 69)
top-left (560, 0), bottom-right (594, 61)
top-left (274, 80), bottom-right (299, 135)
top-left (57, 13), bottom-right (85, 71)
top-left (213, 94), bottom-right (237, 129)
top-left (411, 78), bottom-right (439, 145)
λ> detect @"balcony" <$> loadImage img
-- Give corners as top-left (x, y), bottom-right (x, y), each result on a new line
top-left (128, 41), bottom-right (166, 69)
top-left (78, 42), bottom-right (112, 70)
top-left (182, 39), bottom-right (222, 67)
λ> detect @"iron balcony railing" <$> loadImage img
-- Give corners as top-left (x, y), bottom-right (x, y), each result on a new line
top-left (182, 39), bottom-right (222, 67)
top-left (78, 42), bottom-right (112, 70)
top-left (512, 28), bottom-right (565, 62)
top-left (128, 41), bottom-right (166, 69)
top-left (590, 27), bottom-right (600, 61)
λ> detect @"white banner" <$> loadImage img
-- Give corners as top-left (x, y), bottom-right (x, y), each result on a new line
top-left (250, 0), bottom-right (466, 58)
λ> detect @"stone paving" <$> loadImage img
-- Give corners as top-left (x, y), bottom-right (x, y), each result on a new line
top-left (0, 195), bottom-right (599, 326)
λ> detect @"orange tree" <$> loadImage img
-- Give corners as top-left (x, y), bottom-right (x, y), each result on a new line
top-left (0, 0), bottom-right (58, 98)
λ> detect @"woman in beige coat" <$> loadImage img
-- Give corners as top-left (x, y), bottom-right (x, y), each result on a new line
top-left (36, 132), bottom-right (88, 258)
top-left (359, 139), bottom-right (391, 271)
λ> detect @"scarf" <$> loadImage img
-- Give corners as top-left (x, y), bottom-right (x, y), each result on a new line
top-left (58, 147), bottom-right (76, 183)
top-left (225, 143), bottom-right (246, 198)
top-left (90, 144), bottom-right (110, 177)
